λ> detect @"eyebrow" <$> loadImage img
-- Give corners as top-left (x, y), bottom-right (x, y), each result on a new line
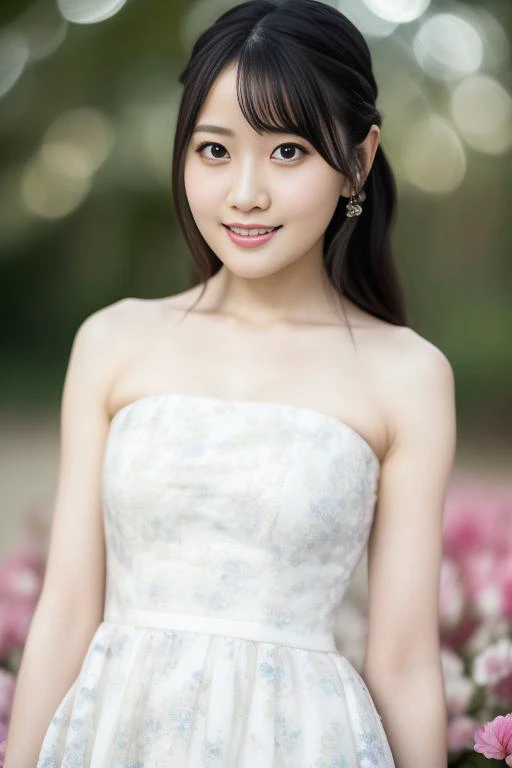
top-left (192, 124), bottom-right (235, 136)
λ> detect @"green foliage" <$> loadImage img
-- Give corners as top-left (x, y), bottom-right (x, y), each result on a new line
top-left (449, 753), bottom-right (506, 768)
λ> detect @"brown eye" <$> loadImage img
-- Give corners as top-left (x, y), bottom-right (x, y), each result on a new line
top-left (272, 143), bottom-right (308, 161)
top-left (195, 142), bottom-right (228, 160)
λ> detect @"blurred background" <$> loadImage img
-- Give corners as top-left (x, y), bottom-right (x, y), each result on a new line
top-left (0, 0), bottom-right (510, 550)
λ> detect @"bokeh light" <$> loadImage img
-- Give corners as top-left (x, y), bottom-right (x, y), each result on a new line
top-left (20, 108), bottom-right (114, 219)
top-left (0, 167), bottom-right (32, 254)
top-left (413, 13), bottom-right (483, 81)
top-left (469, 8), bottom-right (510, 71)
top-left (57, 0), bottom-right (128, 25)
top-left (362, 0), bottom-right (430, 24)
top-left (20, 155), bottom-right (91, 219)
top-left (451, 75), bottom-right (512, 156)
top-left (336, 0), bottom-right (397, 38)
top-left (12, 1), bottom-right (68, 63)
top-left (402, 115), bottom-right (466, 194)
top-left (41, 108), bottom-right (115, 177)
top-left (0, 30), bottom-right (30, 99)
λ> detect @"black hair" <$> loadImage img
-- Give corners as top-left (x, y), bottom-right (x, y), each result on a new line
top-left (171, 0), bottom-right (407, 335)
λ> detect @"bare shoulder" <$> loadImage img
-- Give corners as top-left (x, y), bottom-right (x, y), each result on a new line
top-left (91, 295), bottom-right (193, 405)
top-left (72, 298), bottom-right (156, 400)
top-left (80, 290), bottom-right (198, 371)
top-left (379, 325), bottom-right (456, 457)
top-left (123, 289), bottom-right (200, 321)
top-left (77, 296), bottom-right (140, 335)
top-left (91, 295), bottom-right (168, 345)
top-left (379, 325), bottom-right (454, 375)
top-left (76, 297), bottom-right (144, 360)
top-left (386, 326), bottom-right (454, 392)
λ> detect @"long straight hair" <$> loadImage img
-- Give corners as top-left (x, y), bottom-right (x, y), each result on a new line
top-left (171, 0), bottom-right (408, 334)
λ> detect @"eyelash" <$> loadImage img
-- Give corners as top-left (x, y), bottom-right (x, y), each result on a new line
top-left (194, 141), bottom-right (309, 163)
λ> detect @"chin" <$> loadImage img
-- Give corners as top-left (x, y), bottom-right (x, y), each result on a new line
top-left (219, 256), bottom-right (296, 280)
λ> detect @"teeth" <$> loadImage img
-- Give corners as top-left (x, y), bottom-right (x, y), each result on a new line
top-left (229, 226), bottom-right (276, 236)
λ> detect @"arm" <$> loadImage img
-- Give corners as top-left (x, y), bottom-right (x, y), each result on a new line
top-left (3, 303), bottom-right (124, 767)
top-left (362, 334), bottom-right (457, 768)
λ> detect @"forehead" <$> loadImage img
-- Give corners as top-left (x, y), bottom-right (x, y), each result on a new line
top-left (201, 61), bottom-right (238, 109)
top-left (194, 62), bottom-right (248, 131)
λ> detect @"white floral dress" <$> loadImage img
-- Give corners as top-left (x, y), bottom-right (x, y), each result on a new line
top-left (36, 393), bottom-right (395, 767)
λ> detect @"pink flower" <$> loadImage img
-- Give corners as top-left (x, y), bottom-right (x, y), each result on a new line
top-left (441, 647), bottom-right (464, 677)
top-left (0, 600), bottom-right (36, 658)
top-left (441, 647), bottom-right (475, 716)
top-left (473, 637), bottom-right (512, 686)
top-left (448, 715), bottom-right (481, 751)
top-left (0, 542), bottom-right (45, 595)
top-left (474, 712), bottom-right (512, 762)
top-left (465, 617), bottom-right (510, 656)
top-left (443, 481), bottom-right (512, 563)
top-left (0, 722), bottom-right (7, 767)
top-left (0, 550), bottom-right (43, 602)
top-left (502, 566), bottom-right (512, 622)
top-left (0, 541), bottom-right (44, 659)
top-left (0, 671), bottom-right (14, 724)
top-left (492, 674), bottom-right (512, 704)
top-left (441, 481), bottom-right (512, 641)
top-left (445, 675), bottom-right (475, 717)
top-left (461, 551), bottom-right (499, 602)
top-left (443, 487), bottom-right (494, 559)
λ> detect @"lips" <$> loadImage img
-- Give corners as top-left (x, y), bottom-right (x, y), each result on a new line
top-left (223, 224), bottom-right (282, 247)
top-left (223, 225), bottom-right (282, 233)
top-left (224, 223), bottom-right (282, 230)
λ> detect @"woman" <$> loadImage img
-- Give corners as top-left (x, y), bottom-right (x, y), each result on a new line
top-left (5, 1), bottom-right (455, 766)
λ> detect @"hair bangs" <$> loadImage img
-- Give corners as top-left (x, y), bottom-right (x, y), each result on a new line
top-left (234, 43), bottom-right (350, 176)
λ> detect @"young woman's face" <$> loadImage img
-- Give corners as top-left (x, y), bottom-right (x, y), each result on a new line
top-left (184, 61), bottom-right (350, 280)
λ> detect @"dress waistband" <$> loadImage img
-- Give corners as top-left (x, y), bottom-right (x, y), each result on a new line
top-left (105, 608), bottom-right (338, 653)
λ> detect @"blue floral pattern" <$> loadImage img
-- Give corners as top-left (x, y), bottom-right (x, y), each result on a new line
top-left (36, 393), bottom-right (395, 767)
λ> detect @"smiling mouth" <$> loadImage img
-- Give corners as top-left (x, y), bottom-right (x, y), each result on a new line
top-left (223, 225), bottom-right (283, 235)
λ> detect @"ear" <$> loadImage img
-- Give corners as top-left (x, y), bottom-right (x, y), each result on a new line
top-left (340, 124), bottom-right (381, 197)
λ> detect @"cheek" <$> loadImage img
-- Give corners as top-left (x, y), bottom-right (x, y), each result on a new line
top-left (183, 160), bottom-right (217, 216)
top-left (184, 162), bottom-right (201, 210)
top-left (283, 170), bottom-right (341, 221)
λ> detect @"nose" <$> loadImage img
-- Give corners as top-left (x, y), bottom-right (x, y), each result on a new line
top-left (226, 158), bottom-right (270, 210)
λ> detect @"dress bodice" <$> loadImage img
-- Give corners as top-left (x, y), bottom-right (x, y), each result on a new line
top-left (101, 393), bottom-right (380, 651)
